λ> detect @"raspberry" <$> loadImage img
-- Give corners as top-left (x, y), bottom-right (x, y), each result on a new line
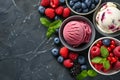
top-left (45, 8), bottom-right (55, 19)
top-left (69, 52), bottom-right (79, 61)
top-left (60, 47), bottom-right (69, 58)
top-left (50, 0), bottom-right (59, 8)
top-left (63, 8), bottom-right (71, 18)
top-left (40, 0), bottom-right (50, 7)
top-left (63, 59), bottom-right (74, 68)
top-left (55, 6), bottom-right (64, 15)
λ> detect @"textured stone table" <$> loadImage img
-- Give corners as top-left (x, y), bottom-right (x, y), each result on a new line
top-left (0, 0), bottom-right (120, 80)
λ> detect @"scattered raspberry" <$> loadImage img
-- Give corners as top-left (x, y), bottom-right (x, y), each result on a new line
top-left (50, 0), bottom-right (59, 8)
top-left (60, 47), bottom-right (69, 58)
top-left (63, 8), bottom-right (71, 18)
top-left (55, 6), bottom-right (64, 15)
top-left (40, 0), bottom-right (50, 7)
top-left (45, 8), bottom-right (55, 19)
top-left (63, 59), bottom-right (74, 68)
top-left (69, 52), bottom-right (79, 61)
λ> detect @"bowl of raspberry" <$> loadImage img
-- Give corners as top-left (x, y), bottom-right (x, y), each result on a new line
top-left (88, 37), bottom-right (120, 75)
top-left (66, 0), bottom-right (101, 15)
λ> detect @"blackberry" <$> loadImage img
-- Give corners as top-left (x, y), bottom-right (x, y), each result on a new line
top-left (70, 64), bottom-right (81, 77)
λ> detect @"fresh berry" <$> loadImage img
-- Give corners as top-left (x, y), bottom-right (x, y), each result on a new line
top-left (90, 3), bottom-right (95, 10)
top-left (57, 56), bottom-right (64, 63)
top-left (40, 0), bottom-right (50, 7)
top-left (96, 43), bottom-right (101, 48)
top-left (55, 6), bottom-right (64, 15)
top-left (69, 52), bottom-right (79, 61)
top-left (95, 0), bottom-right (99, 4)
top-left (109, 53), bottom-right (114, 57)
top-left (81, 2), bottom-right (87, 9)
top-left (91, 0), bottom-right (95, 3)
top-left (107, 47), bottom-right (112, 52)
top-left (74, 2), bottom-right (81, 9)
top-left (114, 61), bottom-right (120, 70)
top-left (38, 6), bottom-right (45, 14)
top-left (98, 40), bottom-right (102, 45)
top-left (76, 9), bottom-right (82, 13)
top-left (85, 0), bottom-right (92, 7)
top-left (72, 0), bottom-right (78, 2)
top-left (107, 57), bottom-right (111, 61)
top-left (110, 44), bottom-right (116, 49)
top-left (55, 28), bottom-right (59, 35)
top-left (59, 0), bottom-right (65, 4)
top-left (90, 46), bottom-right (100, 57)
top-left (50, 0), bottom-right (59, 8)
top-left (111, 57), bottom-right (117, 64)
top-left (102, 39), bottom-right (111, 46)
top-left (63, 59), bottom-right (74, 68)
top-left (54, 37), bottom-right (60, 44)
top-left (51, 48), bottom-right (59, 56)
top-left (82, 8), bottom-right (89, 13)
top-left (60, 47), bottom-right (69, 58)
top-left (78, 56), bottom-right (85, 65)
top-left (54, 16), bottom-right (60, 20)
top-left (70, 64), bottom-right (81, 76)
top-left (111, 40), bottom-right (116, 45)
top-left (63, 8), bottom-right (71, 18)
top-left (69, 0), bottom-right (74, 7)
top-left (113, 46), bottom-right (120, 58)
top-left (81, 65), bottom-right (87, 70)
top-left (45, 8), bottom-right (55, 19)
top-left (94, 64), bottom-right (103, 71)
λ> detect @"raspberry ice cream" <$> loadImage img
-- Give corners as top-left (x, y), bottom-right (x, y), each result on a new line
top-left (63, 21), bottom-right (92, 47)
top-left (96, 2), bottom-right (120, 33)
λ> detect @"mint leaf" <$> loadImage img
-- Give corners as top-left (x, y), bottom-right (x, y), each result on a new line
top-left (76, 70), bottom-right (88, 80)
top-left (40, 17), bottom-right (51, 27)
top-left (103, 60), bottom-right (110, 70)
top-left (46, 27), bottom-right (54, 38)
top-left (49, 20), bottom-right (62, 28)
top-left (87, 69), bottom-right (97, 77)
top-left (100, 46), bottom-right (109, 58)
top-left (91, 57), bottom-right (103, 63)
top-left (99, 58), bottom-right (107, 64)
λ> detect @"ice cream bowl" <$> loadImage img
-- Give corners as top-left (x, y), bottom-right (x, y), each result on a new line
top-left (88, 37), bottom-right (120, 75)
top-left (93, 2), bottom-right (120, 37)
top-left (59, 15), bottom-right (95, 52)
top-left (66, 0), bottom-right (102, 15)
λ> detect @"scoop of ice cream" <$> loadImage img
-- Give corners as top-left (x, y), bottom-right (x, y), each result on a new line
top-left (96, 2), bottom-right (120, 33)
top-left (63, 21), bottom-right (91, 47)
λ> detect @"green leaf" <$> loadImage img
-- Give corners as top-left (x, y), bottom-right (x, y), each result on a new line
top-left (49, 20), bottom-right (62, 28)
top-left (91, 57), bottom-right (103, 63)
top-left (99, 58), bottom-right (107, 64)
top-left (46, 27), bottom-right (54, 38)
top-left (87, 69), bottom-right (97, 77)
top-left (100, 46), bottom-right (109, 58)
top-left (40, 17), bottom-right (51, 27)
top-left (76, 70), bottom-right (88, 80)
top-left (103, 60), bottom-right (110, 70)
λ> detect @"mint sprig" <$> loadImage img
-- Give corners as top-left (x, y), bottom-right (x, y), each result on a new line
top-left (100, 46), bottom-right (109, 58)
top-left (87, 69), bottom-right (97, 77)
top-left (91, 57), bottom-right (103, 63)
top-left (40, 17), bottom-right (51, 27)
top-left (103, 60), bottom-right (110, 70)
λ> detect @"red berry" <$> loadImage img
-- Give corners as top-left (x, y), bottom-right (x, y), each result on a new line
top-left (114, 61), bottom-right (120, 70)
top-left (107, 56), bottom-right (111, 61)
top-left (111, 57), bottom-right (117, 63)
top-left (109, 53), bottom-right (114, 57)
top-left (40, 0), bottom-right (50, 7)
top-left (90, 46), bottom-right (100, 57)
top-left (107, 47), bottom-right (112, 52)
top-left (68, 52), bottom-right (79, 61)
top-left (96, 43), bottom-right (101, 48)
top-left (63, 59), bottom-right (74, 68)
top-left (63, 8), bottom-right (71, 18)
top-left (50, 0), bottom-right (59, 8)
top-left (60, 47), bottom-right (69, 58)
top-left (55, 6), bottom-right (64, 15)
top-left (110, 44), bottom-right (116, 49)
top-left (113, 46), bottom-right (120, 58)
top-left (45, 8), bottom-right (55, 19)
top-left (111, 40), bottom-right (116, 45)
top-left (98, 40), bottom-right (102, 45)
top-left (94, 64), bottom-right (103, 71)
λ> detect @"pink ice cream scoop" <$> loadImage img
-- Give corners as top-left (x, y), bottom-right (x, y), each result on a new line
top-left (63, 21), bottom-right (92, 47)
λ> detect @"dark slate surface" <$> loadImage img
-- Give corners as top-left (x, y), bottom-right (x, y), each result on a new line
top-left (0, 0), bottom-right (120, 80)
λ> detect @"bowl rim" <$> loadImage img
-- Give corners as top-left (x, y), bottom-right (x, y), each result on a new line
top-left (59, 15), bottom-right (95, 52)
top-left (93, 2), bottom-right (120, 37)
top-left (65, 0), bottom-right (102, 15)
top-left (88, 37), bottom-right (120, 75)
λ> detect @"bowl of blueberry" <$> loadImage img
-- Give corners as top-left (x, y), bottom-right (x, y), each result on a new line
top-left (66, 0), bottom-right (102, 15)
top-left (88, 37), bottom-right (120, 75)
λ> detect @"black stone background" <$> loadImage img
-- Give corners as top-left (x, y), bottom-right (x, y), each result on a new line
top-left (0, 0), bottom-right (120, 80)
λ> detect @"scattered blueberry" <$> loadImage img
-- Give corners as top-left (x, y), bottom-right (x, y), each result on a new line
top-left (54, 37), bottom-right (60, 44)
top-left (95, 0), bottom-right (99, 4)
top-left (38, 6), bottom-right (45, 14)
top-left (85, 0), bottom-right (92, 7)
top-left (78, 56), bottom-right (85, 64)
top-left (102, 39), bottom-right (111, 46)
top-left (54, 16), bottom-right (60, 20)
top-left (74, 2), bottom-right (81, 8)
top-left (81, 65), bottom-right (87, 70)
top-left (90, 4), bottom-right (96, 10)
top-left (60, 0), bottom-right (65, 4)
top-left (82, 8), bottom-right (89, 13)
top-left (55, 28), bottom-right (59, 35)
top-left (57, 56), bottom-right (64, 63)
top-left (51, 48), bottom-right (59, 56)
top-left (81, 2), bottom-right (87, 9)
top-left (69, 0), bottom-right (74, 7)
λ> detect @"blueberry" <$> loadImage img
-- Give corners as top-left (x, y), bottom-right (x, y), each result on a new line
top-left (76, 8), bottom-right (82, 13)
top-left (54, 37), bottom-right (60, 44)
top-left (102, 39), bottom-right (111, 46)
top-left (69, 0), bottom-right (74, 7)
top-left (82, 8), bottom-right (89, 13)
top-left (60, 0), bottom-right (65, 4)
top-left (91, 0), bottom-right (95, 3)
top-left (90, 4), bottom-right (95, 9)
top-left (38, 6), bottom-right (45, 14)
top-left (81, 0), bottom-right (85, 2)
top-left (95, 0), bottom-right (99, 4)
top-left (81, 65), bottom-right (87, 70)
top-left (57, 56), bottom-right (64, 63)
top-left (85, 0), bottom-right (92, 7)
top-left (78, 56), bottom-right (85, 64)
top-left (72, 6), bottom-right (76, 10)
top-left (74, 2), bottom-right (81, 8)
top-left (54, 16), bottom-right (60, 20)
top-left (72, 0), bottom-right (78, 3)
top-left (55, 28), bottom-right (59, 35)
top-left (81, 2), bottom-right (87, 9)
top-left (51, 48), bottom-right (59, 56)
